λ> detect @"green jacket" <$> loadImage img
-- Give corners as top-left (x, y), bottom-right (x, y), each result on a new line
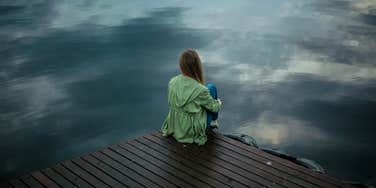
top-left (161, 74), bottom-right (221, 145)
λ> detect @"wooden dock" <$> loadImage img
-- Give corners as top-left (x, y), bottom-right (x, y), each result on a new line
top-left (1, 131), bottom-right (353, 188)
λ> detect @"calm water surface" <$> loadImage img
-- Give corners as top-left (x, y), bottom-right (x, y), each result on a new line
top-left (1, 0), bottom-right (376, 185)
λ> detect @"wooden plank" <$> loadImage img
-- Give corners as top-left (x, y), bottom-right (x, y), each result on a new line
top-left (140, 135), bottom-right (247, 188)
top-left (110, 145), bottom-right (197, 188)
top-left (71, 157), bottom-right (125, 188)
top-left (62, 160), bottom-right (110, 188)
top-left (52, 164), bottom-right (93, 188)
top-left (208, 139), bottom-right (311, 188)
top-left (157, 135), bottom-right (278, 188)
top-left (153, 132), bottom-right (345, 188)
top-left (209, 141), bottom-right (310, 188)
top-left (19, 174), bottom-right (44, 188)
top-left (209, 140), bottom-right (331, 187)
top-left (82, 154), bottom-right (143, 188)
top-left (210, 133), bottom-right (345, 188)
top-left (128, 139), bottom-right (230, 188)
top-left (2, 132), bottom-right (352, 188)
top-left (32, 171), bottom-right (60, 188)
top-left (151, 135), bottom-right (285, 188)
top-left (91, 151), bottom-right (158, 188)
top-left (122, 140), bottom-right (217, 188)
top-left (145, 134), bottom-right (247, 186)
top-left (202, 142), bottom-right (302, 188)
top-left (41, 168), bottom-right (76, 188)
top-left (101, 148), bottom-right (175, 188)
top-left (213, 134), bottom-right (343, 187)
top-left (9, 179), bottom-right (28, 188)
top-left (147, 133), bottom-right (265, 188)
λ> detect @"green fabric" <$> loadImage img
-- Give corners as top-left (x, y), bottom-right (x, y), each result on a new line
top-left (161, 74), bottom-right (221, 145)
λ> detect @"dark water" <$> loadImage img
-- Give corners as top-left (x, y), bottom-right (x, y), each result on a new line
top-left (1, 0), bottom-right (376, 185)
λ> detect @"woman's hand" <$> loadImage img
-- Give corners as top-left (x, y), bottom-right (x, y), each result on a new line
top-left (217, 98), bottom-right (222, 106)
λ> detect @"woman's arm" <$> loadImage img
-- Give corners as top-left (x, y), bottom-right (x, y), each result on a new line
top-left (194, 88), bottom-right (221, 113)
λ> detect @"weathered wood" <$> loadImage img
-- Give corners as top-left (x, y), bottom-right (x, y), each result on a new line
top-left (62, 160), bottom-right (109, 188)
top-left (207, 139), bottom-right (314, 188)
top-left (71, 157), bottom-right (124, 188)
top-left (211, 132), bottom-right (344, 187)
top-left (117, 142), bottom-right (212, 188)
top-left (81, 154), bottom-right (142, 188)
top-left (41, 168), bottom-right (76, 188)
top-left (91, 151), bottom-right (157, 188)
top-left (140, 135), bottom-right (247, 188)
top-left (19, 175), bottom-right (44, 188)
top-left (31, 171), bottom-right (61, 188)
top-left (110, 145), bottom-right (195, 187)
top-left (149, 133), bottom-right (265, 188)
top-left (2, 131), bottom-right (349, 188)
top-left (127, 139), bottom-right (229, 188)
top-left (52, 164), bottom-right (92, 188)
top-left (101, 148), bottom-right (176, 188)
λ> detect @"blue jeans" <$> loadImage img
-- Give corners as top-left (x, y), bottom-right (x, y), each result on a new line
top-left (206, 83), bottom-right (219, 129)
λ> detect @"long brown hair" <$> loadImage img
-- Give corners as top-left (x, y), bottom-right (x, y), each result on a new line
top-left (179, 49), bottom-right (205, 84)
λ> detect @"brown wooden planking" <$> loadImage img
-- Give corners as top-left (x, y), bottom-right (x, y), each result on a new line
top-left (71, 157), bottom-right (125, 188)
top-left (119, 143), bottom-right (211, 187)
top-left (100, 148), bottom-right (176, 188)
top-left (52, 164), bottom-right (93, 188)
top-left (41, 168), bottom-right (76, 188)
top-left (91, 151), bottom-right (158, 188)
top-left (31, 171), bottom-right (61, 188)
top-left (212, 134), bottom-right (336, 181)
top-left (129, 141), bottom-right (228, 187)
top-left (184, 138), bottom-right (296, 188)
top-left (81, 154), bottom-right (142, 188)
top-left (147, 133), bottom-right (265, 187)
top-left (206, 139), bottom-right (316, 188)
top-left (129, 138), bottom-right (233, 188)
top-left (159, 133), bottom-right (343, 188)
top-left (152, 132), bottom-right (347, 188)
top-left (147, 134), bottom-right (265, 188)
top-left (3, 131), bottom-right (351, 188)
top-left (110, 145), bottom-right (195, 187)
top-left (201, 141), bottom-right (302, 188)
top-left (142, 136), bottom-right (247, 187)
top-left (208, 138), bottom-right (331, 188)
top-left (151, 133), bottom-right (282, 188)
top-left (119, 142), bottom-right (216, 188)
top-left (20, 175), bottom-right (44, 188)
top-left (211, 132), bottom-right (344, 187)
top-left (139, 135), bottom-right (248, 188)
top-left (214, 134), bottom-right (345, 187)
top-left (62, 160), bottom-right (109, 188)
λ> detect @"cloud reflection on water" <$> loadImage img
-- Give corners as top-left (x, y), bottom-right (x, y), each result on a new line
top-left (200, 1), bottom-right (376, 183)
top-left (237, 112), bottom-right (330, 147)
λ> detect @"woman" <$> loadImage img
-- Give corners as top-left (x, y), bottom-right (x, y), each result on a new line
top-left (161, 49), bottom-right (222, 145)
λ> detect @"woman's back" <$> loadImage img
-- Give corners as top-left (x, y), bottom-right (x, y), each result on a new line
top-left (162, 74), bottom-right (220, 145)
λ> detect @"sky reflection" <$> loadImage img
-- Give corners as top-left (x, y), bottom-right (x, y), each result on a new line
top-left (0, 0), bottom-right (375, 185)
